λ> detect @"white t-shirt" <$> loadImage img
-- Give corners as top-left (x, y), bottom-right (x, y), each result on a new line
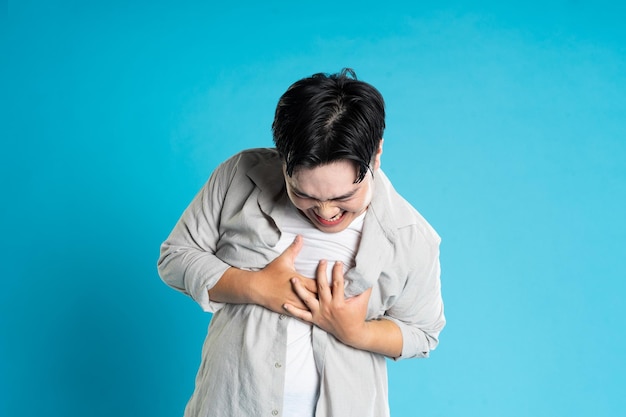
top-left (274, 206), bottom-right (366, 417)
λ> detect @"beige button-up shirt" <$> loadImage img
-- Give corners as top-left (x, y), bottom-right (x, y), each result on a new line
top-left (158, 148), bottom-right (445, 417)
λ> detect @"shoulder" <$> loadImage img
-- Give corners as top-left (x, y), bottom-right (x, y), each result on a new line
top-left (372, 170), bottom-right (440, 248)
top-left (218, 148), bottom-right (280, 173)
top-left (212, 148), bottom-right (280, 182)
top-left (210, 148), bottom-right (284, 198)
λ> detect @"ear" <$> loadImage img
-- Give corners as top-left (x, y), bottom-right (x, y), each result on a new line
top-left (372, 139), bottom-right (384, 171)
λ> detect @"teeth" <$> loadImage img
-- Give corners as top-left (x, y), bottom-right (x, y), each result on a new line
top-left (317, 211), bottom-right (343, 223)
top-left (330, 212), bottom-right (343, 221)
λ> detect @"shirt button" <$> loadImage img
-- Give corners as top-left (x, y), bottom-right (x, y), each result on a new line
top-left (272, 410), bottom-right (279, 416)
top-left (275, 362), bottom-right (282, 368)
top-left (279, 314), bottom-right (286, 320)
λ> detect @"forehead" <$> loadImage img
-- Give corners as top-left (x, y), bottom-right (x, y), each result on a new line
top-left (286, 161), bottom-right (362, 195)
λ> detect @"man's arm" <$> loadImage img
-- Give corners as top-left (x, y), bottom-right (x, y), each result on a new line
top-left (208, 235), bottom-right (317, 313)
top-left (158, 152), bottom-right (316, 314)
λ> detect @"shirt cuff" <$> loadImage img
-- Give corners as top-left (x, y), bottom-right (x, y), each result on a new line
top-left (382, 316), bottom-right (430, 360)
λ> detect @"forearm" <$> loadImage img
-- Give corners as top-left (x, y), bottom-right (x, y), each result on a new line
top-left (207, 267), bottom-right (258, 304)
top-left (345, 317), bottom-right (403, 358)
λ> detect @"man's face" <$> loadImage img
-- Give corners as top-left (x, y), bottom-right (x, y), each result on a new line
top-left (283, 146), bottom-right (382, 233)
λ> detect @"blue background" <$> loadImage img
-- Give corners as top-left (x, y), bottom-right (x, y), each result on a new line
top-left (2, 1), bottom-right (625, 416)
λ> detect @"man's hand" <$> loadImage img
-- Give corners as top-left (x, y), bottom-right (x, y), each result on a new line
top-left (285, 260), bottom-right (403, 357)
top-left (250, 235), bottom-right (317, 313)
top-left (284, 260), bottom-right (372, 348)
top-left (209, 235), bottom-right (317, 314)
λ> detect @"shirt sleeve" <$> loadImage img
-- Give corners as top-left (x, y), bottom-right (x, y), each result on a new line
top-left (383, 231), bottom-right (446, 360)
top-left (157, 156), bottom-right (240, 313)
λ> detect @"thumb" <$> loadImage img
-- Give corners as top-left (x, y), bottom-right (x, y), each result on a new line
top-left (282, 235), bottom-right (303, 261)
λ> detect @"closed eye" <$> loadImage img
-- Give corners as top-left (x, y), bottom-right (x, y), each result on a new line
top-left (334, 195), bottom-right (354, 202)
top-left (292, 191), bottom-right (312, 199)
top-left (290, 187), bottom-right (358, 202)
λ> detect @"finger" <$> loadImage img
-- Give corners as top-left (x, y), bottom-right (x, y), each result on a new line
top-left (331, 261), bottom-right (345, 302)
top-left (291, 278), bottom-right (319, 312)
top-left (302, 277), bottom-right (319, 295)
top-left (283, 235), bottom-right (303, 261)
top-left (283, 303), bottom-right (314, 322)
top-left (315, 260), bottom-right (331, 300)
top-left (285, 295), bottom-right (309, 311)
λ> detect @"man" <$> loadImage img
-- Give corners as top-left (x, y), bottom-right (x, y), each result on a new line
top-left (158, 69), bottom-right (445, 417)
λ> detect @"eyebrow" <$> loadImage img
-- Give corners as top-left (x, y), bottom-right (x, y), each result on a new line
top-left (291, 187), bottom-right (358, 201)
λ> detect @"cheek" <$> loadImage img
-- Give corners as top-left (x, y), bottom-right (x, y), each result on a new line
top-left (349, 191), bottom-right (372, 212)
top-left (350, 200), bottom-right (368, 212)
top-left (289, 195), bottom-right (312, 210)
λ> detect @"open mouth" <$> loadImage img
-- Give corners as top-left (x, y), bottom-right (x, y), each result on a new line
top-left (314, 211), bottom-right (345, 226)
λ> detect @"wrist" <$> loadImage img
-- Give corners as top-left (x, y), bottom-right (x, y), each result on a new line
top-left (245, 269), bottom-right (263, 306)
top-left (217, 267), bottom-right (258, 305)
top-left (340, 321), bottom-right (371, 351)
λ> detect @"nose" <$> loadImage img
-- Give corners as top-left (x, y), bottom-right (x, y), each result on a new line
top-left (316, 202), bottom-right (341, 220)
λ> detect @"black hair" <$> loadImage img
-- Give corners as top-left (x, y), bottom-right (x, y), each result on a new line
top-left (272, 68), bottom-right (385, 183)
